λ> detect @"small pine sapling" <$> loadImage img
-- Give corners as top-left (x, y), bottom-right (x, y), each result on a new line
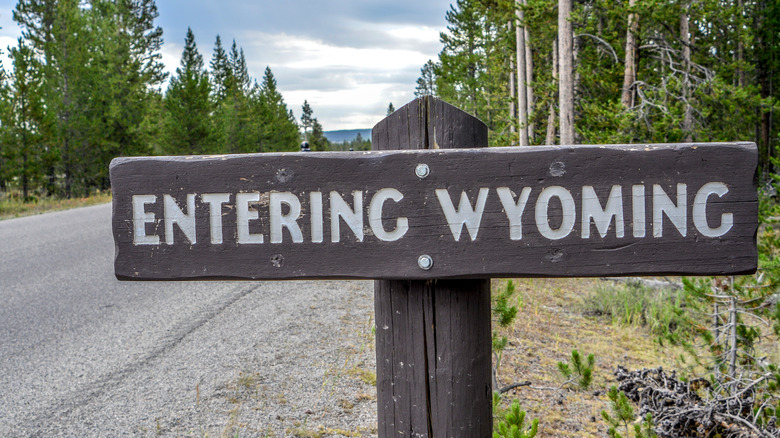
top-left (601, 386), bottom-right (657, 438)
top-left (557, 349), bottom-right (595, 390)
top-left (494, 280), bottom-right (519, 327)
top-left (493, 400), bottom-right (539, 438)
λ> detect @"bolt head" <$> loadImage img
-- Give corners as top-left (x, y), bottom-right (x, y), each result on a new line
top-left (415, 163), bottom-right (430, 179)
top-left (418, 255), bottom-right (434, 270)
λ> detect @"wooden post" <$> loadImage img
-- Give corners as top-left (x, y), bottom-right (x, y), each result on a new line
top-left (372, 97), bottom-right (493, 436)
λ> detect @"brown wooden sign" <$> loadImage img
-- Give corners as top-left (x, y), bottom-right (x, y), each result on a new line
top-left (110, 142), bottom-right (758, 281)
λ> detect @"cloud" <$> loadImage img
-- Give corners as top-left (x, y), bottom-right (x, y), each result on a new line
top-left (230, 24), bottom-right (437, 129)
top-left (0, 8), bottom-right (22, 75)
top-left (154, 0), bottom-right (452, 129)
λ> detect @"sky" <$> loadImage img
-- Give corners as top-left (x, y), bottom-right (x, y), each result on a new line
top-left (0, 0), bottom-right (454, 131)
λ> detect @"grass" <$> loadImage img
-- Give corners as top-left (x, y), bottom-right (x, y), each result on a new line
top-left (0, 190), bottom-right (112, 220)
top-left (491, 278), bottom-right (693, 437)
top-left (580, 281), bottom-right (696, 345)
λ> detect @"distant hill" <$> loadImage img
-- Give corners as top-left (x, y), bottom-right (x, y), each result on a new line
top-left (323, 129), bottom-right (372, 143)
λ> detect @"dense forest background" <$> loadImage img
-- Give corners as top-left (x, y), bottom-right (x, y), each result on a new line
top-left (0, 0), bottom-right (778, 201)
top-left (420, 0), bottom-right (779, 171)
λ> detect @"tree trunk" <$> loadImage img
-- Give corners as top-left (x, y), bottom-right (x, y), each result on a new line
top-left (546, 37), bottom-right (558, 145)
top-left (680, 5), bottom-right (693, 142)
top-left (509, 21), bottom-right (517, 137)
top-left (516, 0), bottom-right (529, 146)
top-left (558, 0), bottom-right (575, 145)
top-left (728, 292), bottom-right (738, 381)
top-left (736, 0), bottom-right (745, 88)
top-left (525, 26), bottom-right (534, 143)
top-left (621, 0), bottom-right (638, 109)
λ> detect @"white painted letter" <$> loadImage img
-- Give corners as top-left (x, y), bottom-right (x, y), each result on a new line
top-left (535, 186), bottom-right (576, 240)
top-left (132, 194), bottom-right (159, 245)
top-left (330, 191), bottom-right (363, 242)
top-left (497, 187), bottom-right (532, 240)
top-left (202, 193), bottom-right (229, 244)
top-left (270, 192), bottom-right (304, 243)
top-left (164, 194), bottom-right (196, 245)
top-left (653, 184), bottom-right (687, 237)
top-left (369, 188), bottom-right (408, 242)
top-left (632, 185), bottom-right (646, 238)
top-left (582, 185), bottom-right (624, 238)
top-left (310, 192), bottom-right (323, 243)
top-left (693, 182), bottom-right (733, 237)
top-left (435, 188), bottom-right (489, 241)
top-left (236, 192), bottom-right (264, 244)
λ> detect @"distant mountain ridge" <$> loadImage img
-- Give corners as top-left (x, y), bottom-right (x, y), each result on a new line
top-left (323, 129), bottom-right (372, 143)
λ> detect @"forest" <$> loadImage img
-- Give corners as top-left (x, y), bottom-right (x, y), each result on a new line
top-left (2, 0), bottom-right (778, 201)
top-left (0, 0), bottom-right (335, 201)
top-left (419, 0), bottom-right (778, 173)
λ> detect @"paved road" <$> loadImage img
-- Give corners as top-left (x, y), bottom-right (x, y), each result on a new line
top-left (0, 203), bottom-right (377, 436)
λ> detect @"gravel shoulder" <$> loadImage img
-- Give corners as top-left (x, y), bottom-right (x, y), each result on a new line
top-left (165, 279), bottom-right (379, 438)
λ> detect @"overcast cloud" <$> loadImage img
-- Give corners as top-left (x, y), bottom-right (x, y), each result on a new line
top-left (156, 0), bottom-right (453, 130)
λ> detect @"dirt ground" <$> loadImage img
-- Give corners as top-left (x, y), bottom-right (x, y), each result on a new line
top-left (491, 277), bottom-right (691, 438)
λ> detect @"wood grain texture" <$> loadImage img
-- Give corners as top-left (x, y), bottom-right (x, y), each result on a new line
top-left (373, 97), bottom-right (493, 437)
top-left (110, 141), bottom-right (758, 280)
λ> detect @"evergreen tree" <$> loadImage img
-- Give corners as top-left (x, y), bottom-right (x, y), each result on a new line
top-left (386, 102), bottom-right (395, 116)
top-left (295, 99), bottom-right (328, 151)
top-left (437, 0), bottom-right (486, 118)
top-left (308, 118), bottom-right (330, 152)
top-left (13, 0), bottom-right (166, 196)
top-left (301, 100), bottom-right (314, 141)
top-left (213, 39), bottom-right (254, 154)
top-left (210, 35), bottom-right (230, 104)
top-left (162, 28), bottom-right (212, 155)
top-left (83, 0), bottom-right (166, 190)
top-left (1, 39), bottom-right (49, 199)
top-left (415, 59), bottom-right (438, 97)
top-left (14, 0), bottom-right (89, 197)
top-left (257, 66), bottom-right (299, 152)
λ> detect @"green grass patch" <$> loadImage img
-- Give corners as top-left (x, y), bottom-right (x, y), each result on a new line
top-left (580, 282), bottom-right (697, 345)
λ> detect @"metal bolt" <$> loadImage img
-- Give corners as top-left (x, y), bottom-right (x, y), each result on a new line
top-left (418, 254), bottom-right (434, 270)
top-left (415, 163), bottom-right (430, 179)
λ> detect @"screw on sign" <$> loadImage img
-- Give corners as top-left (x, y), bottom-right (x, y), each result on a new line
top-left (110, 97), bottom-right (758, 437)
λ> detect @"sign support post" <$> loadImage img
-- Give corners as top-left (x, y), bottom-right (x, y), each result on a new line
top-left (372, 97), bottom-right (493, 436)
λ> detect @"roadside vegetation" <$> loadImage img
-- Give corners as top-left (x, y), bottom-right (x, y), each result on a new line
top-left (491, 180), bottom-right (780, 437)
top-left (0, 189), bottom-right (111, 220)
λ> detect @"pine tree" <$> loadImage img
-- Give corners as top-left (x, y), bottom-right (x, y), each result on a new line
top-left (257, 66), bottom-right (299, 152)
top-left (210, 35), bottom-right (230, 104)
top-left (301, 100), bottom-right (314, 141)
top-left (1, 39), bottom-right (49, 199)
top-left (228, 40), bottom-right (250, 94)
top-left (386, 102), bottom-right (395, 116)
top-left (162, 28), bottom-right (212, 155)
top-left (308, 118), bottom-right (330, 152)
top-left (415, 59), bottom-right (438, 97)
top-left (213, 39), bottom-right (254, 154)
top-left (13, 0), bottom-right (166, 196)
top-left (14, 0), bottom-right (89, 197)
top-left (437, 0), bottom-right (487, 117)
top-left (84, 0), bottom-right (166, 189)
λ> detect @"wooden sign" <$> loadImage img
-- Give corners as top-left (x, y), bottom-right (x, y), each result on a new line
top-left (110, 142), bottom-right (757, 281)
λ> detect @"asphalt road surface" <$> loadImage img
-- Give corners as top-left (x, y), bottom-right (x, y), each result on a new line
top-left (0, 203), bottom-right (377, 436)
